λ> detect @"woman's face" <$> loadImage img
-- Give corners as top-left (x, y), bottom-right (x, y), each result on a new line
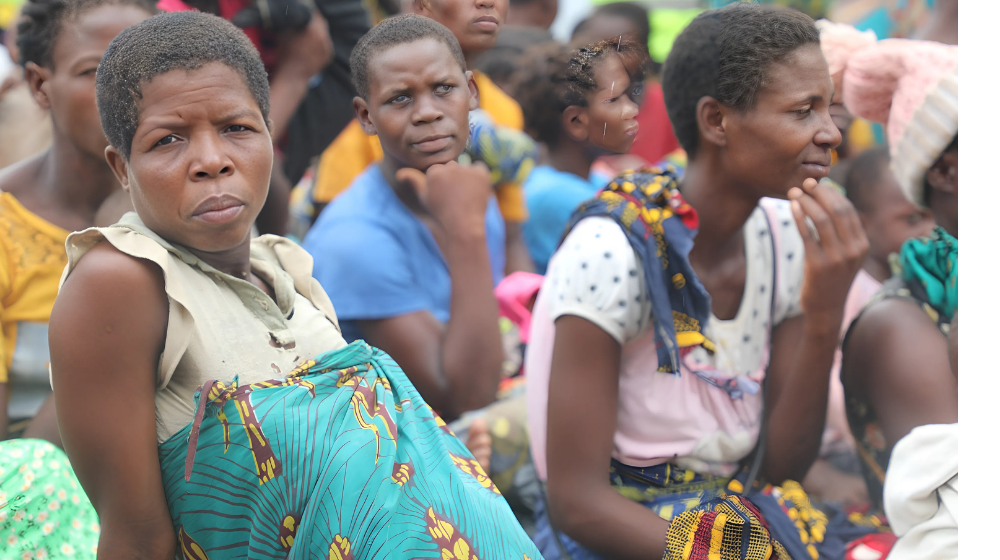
top-left (107, 62), bottom-right (273, 254)
top-left (581, 54), bottom-right (641, 154)
top-left (358, 38), bottom-right (477, 173)
top-left (415, 0), bottom-right (509, 57)
top-left (722, 44), bottom-right (841, 199)
top-left (33, 5), bottom-right (152, 159)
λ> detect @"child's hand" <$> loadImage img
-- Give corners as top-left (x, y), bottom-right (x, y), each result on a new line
top-left (788, 178), bottom-right (869, 327)
top-left (397, 161), bottom-right (493, 237)
top-left (466, 418), bottom-right (492, 473)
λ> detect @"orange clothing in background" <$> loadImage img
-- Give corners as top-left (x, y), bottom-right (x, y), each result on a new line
top-left (312, 71), bottom-right (527, 222)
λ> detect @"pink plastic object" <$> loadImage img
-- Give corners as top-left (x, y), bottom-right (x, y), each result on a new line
top-left (494, 272), bottom-right (545, 345)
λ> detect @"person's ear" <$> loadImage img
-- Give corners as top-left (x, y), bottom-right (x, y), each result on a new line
top-left (354, 96), bottom-right (377, 136)
top-left (562, 105), bottom-right (589, 142)
top-left (24, 62), bottom-right (52, 110)
top-left (695, 96), bottom-right (727, 149)
top-left (105, 146), bottom-right (131, 193)
top-left (466, 70), bottom-right (480, 112)
top-left (926, 156), bottom-right (957, 195)
top-left (411, 0), bottom-right (431, 16)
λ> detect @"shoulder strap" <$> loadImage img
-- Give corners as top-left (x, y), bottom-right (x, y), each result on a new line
top-left (742, 201), bottom-right (781, 494)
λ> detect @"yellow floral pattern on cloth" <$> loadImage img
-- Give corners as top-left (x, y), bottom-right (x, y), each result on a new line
top-left (564, 165), bottom-right (710, 374)
top-left (769, 482), bottom-right (828, 560)
top-left (0, 439), bottom-right (100, 559)
top-left (426, 507), bottom-right (482, 560)
top-left (159, 342), bottom-right (542, 559)
top-left (449, 453), bottom-right (501, 495)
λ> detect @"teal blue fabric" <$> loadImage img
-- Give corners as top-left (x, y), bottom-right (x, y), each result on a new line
top-left (158, 341), bottom-right (541, 559)
top-left (899, 226), bottom-right (958, 321)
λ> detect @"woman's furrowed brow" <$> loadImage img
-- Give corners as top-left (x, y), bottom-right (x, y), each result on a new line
top-left (216, 108), bottom-right (264, 123)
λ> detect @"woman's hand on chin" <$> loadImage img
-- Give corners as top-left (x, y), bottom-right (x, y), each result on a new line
top-left (788, 177), bottom-right (869, 329)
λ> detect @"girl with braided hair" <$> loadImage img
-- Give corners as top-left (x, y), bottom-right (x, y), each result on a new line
top-left (512, 37), bottom-right (646, 272)
top-left (0, 0), bottom-right (156, 554)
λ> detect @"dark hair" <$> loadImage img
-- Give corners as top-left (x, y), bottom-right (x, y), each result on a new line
top-left (511, 37), bottom-right (647, 148)
top-left (96, 11), bottom-right (270, 159)
top-left (475, 25), bottom-right (552, 89)
top-left (661, 3), bottom-right (819, 157)
top-left (573, 2), bottom-right (650, 50)
top-left (510, 42), bottom-right (574, 148)
top-left (16, 0), bottom-right (158, 68)
top-left (844, 146), bottom-right (890, 214)
top-left (350, 14), bottom-right (466, 102)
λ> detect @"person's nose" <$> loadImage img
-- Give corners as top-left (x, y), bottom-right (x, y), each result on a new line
top-left (411, 94), bottom-right (445, 125)
top-left (189, 131), bottom-right (235, 181)
top-left (622, 97), bottom-right (640, 121)
top-left (476, 0), bottom-right (495, 10)
top-left (816, 109), bottom-right (843, 151)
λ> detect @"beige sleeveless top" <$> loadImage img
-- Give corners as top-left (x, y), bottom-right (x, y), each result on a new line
top-left (61, 213), bottom-right (348, 442)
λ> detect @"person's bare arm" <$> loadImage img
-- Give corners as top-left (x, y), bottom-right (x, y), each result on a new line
top-left (504, 221), bottom-right (535, 274)
top-left (267, 11), bottom-right (333, 141)
top-left (762, 179), bottom-right (868, 484)
top-left (842, 299), bottom-right (957, 449)
top-left (23, 394), bottom-right (61, 447)
top-left (359, 162), bottom-right (503, 421)
top-left (49, 242), bottom-right (175, 560)
top-left (0, 383), bottom-right (7, 437)
top-left (545, 315), bottom-right (669, 560)
top-left (948, 310), bottom-right (958, 379)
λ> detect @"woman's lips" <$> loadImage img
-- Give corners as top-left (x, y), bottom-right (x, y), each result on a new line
top-left (802, 162), bottom-right (831, 177)
top-left (192, 194), bottom-right (245, 225)
top-left (472, 16), bottom-right (499, 31)
top-left (413, 135), bottom-right (452, 153)
top-left (625, 124), bottom-right (639, 137)
top-left (195, 205), bottom-right (244, 225)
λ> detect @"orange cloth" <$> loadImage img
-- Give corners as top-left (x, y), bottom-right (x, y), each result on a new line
top-left (312, 71), bottom-right (527, 222)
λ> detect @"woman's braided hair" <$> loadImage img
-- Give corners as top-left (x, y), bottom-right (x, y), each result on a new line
top-left (16, 0), bottom-right (158, 68)
top-left (510, 37), bottom-right (647, 148)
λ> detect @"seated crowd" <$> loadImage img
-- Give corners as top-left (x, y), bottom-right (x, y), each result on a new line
top-left (0, 0), bottom-right (958, 559)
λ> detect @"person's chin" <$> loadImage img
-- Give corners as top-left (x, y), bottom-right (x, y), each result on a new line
top-left (187, 227), bottom-right (253, 255)
top-left (616, 137), bottom-right (637, 155)
top-left (410, 147), bottom-right (463, 170)
top-left (464, 33), bottom-right (497, 55)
